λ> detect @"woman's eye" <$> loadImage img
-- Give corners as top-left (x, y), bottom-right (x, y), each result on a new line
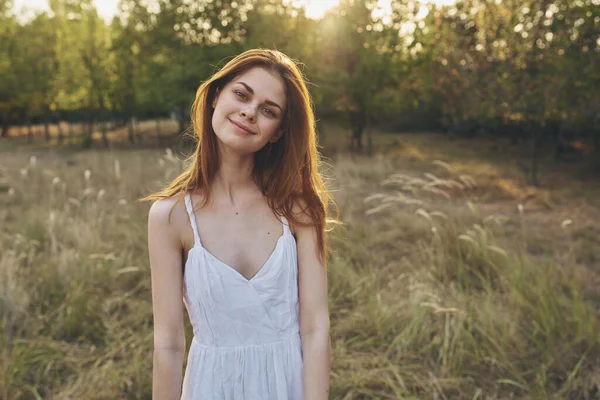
top-left (233, 90), bottom-right (275, 116)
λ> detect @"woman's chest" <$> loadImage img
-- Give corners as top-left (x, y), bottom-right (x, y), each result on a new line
top-left (193, 203), bottom-right (288, 278)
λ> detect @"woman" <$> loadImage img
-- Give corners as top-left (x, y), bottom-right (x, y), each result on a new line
top-left (143, 49), bottom-right (336, 399)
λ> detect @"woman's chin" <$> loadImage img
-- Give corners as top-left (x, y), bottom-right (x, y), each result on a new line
top-left (216, 137), bottom-right (261, 156)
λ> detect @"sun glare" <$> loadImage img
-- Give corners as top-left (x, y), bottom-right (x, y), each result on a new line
top-left (290, 0), bottom-right (340, 19)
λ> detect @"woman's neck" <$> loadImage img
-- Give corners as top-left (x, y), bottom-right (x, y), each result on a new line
top-left (213, 151), bottom-right (257, 206)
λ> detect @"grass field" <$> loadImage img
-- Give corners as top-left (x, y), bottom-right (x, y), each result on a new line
top-left (1, 124), bottom-right (599, 399)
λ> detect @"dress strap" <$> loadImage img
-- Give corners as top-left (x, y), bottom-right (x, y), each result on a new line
top-left (281, 215), bottom-right (290, 235)
top-left (184, 193), bottom-right (202, 247)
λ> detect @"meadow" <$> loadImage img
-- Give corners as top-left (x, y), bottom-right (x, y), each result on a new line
top-left (1, 124), bottom-right (599, 399)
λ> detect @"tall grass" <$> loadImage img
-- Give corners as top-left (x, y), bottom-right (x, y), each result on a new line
top-left (1, 141), bottom-right (599, 399)
top-left (328, 155), bottom-right (600, 399)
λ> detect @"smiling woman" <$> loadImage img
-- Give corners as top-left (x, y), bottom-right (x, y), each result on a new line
top-left (142, 49), bottom-right (337, 400)
top-left (211, 68), bottom-right (287, 148)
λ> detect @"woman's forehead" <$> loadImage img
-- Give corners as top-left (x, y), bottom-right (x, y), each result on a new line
top-left (229, 67), bottom-right (287, 108)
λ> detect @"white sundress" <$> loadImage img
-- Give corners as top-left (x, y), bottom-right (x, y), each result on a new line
top-left (180, 193), bottom-right (304, 400)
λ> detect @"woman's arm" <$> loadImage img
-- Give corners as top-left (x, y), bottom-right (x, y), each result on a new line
top-left (148, 198), bottom-right (186, 400)
top-left (294, 204), bottom-right (331, 400)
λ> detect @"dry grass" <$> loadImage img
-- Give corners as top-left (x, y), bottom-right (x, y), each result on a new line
top-left (1, 126), bottom-right (599, 399)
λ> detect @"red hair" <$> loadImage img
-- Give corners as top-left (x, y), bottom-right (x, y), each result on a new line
top-left (141, 49), bottom-right (338, 266)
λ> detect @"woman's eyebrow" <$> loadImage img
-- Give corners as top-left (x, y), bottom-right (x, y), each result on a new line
top-left (235, 81), bottom-right (283, 112)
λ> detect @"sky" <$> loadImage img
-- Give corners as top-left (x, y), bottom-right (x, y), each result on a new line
top-left (12, 0), bottom-right (457, 22)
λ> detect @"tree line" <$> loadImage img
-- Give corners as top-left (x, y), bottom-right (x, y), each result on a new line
top-left (0, 0), bottom-right (598, 182)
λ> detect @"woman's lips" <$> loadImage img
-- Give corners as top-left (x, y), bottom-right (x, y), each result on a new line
top-left (229, 118), bottom-right (255, 135)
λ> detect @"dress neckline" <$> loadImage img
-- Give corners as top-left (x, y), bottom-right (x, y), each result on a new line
top-left (201, 231), bottom-right (290, 282)
top-left (183, 192), bottom-right (293, 283)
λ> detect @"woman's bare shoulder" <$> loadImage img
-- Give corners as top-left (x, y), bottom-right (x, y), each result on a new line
top-left (291, 198), bottom-right (311, 219)
top-left (148, 192), bottom-right (188, 239)
top-left (289, 198), bottom-right (312, 236)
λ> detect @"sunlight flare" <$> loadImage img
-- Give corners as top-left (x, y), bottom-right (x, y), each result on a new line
top-left (290, 0), bottom-right (340, 19)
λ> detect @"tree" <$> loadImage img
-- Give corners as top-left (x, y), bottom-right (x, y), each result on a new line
top-left (427, 0), bottom-right (600, 184)
top-left (317, 0), bottom-right (406, 153)
top-left (0, 0), bottom-right (18, 137)
top-left (49, 0), bottom-right (111, 147)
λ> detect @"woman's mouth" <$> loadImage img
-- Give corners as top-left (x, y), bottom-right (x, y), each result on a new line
top-left (228, 118), bottom-right (255, 135)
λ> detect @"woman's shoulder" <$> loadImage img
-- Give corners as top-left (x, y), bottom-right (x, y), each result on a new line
top-left (147, 192), bottom-right (189, 233)
top-left (291, 198), bottom-right (309, 217)
top-left (288, 197), bottom-right (313, 235)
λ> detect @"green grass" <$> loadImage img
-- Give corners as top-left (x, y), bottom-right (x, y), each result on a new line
top-left (1, 128), bottom-right (599, 399)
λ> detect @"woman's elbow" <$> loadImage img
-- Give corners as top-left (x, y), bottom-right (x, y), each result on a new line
top-left (300, 313), bottom-right (330, 337)
top-left (153, 330), bottom-right (186, 353)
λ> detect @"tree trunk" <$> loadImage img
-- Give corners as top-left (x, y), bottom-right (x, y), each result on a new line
top-left (28, 122), bottom-right (33, 143)
top-left (178, 114), bottom-right (186, 134)
top-left (366, 124), bottom-right (373, 157)
top-left (530, 128), bottom-right (539, 186)
top-left (101, 121), bottom-right (109, 148)
top-left (44, 121), bottom-right (50, 141)
top-left (57, 121), bottom-right (64, 144)
top-left (592, 119), bottom-right (600, 173)
top-left (82, 119), bottom-right (93, 149)
top-left (354, 128), bottom-right (363, 152)
top-left (510, 129), bottom-right (519, 145)
top-left (348, 110), bottom-right (366, 153)
top-left (128, 117), bottom-right (135, 144)
top-left (156, 119), bottom-right (162, 146)
top-left (67, 122), bottom-right (73, 143)
top-left (1, 120), bottom-right (8, 137)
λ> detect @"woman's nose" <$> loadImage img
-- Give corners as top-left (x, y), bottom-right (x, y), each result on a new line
top-left (240, 106), bottom-right (256, 121)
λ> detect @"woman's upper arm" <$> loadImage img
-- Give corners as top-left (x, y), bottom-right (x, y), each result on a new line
top-left (293, 202), bottom-right (330, 335)
top-left (148, 198), bottom-right (186, 352)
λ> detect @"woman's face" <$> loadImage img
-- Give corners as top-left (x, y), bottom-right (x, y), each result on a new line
top-left (211, 67), bottom-right (287, 155)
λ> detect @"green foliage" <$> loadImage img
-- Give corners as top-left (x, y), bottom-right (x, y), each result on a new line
top-left (0, 0), bottom-right (598, 170)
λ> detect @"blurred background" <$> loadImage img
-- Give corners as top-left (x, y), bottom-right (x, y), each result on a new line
top-left (1, 0), bottom-right (597, 173)
top-left (1, 0), bottom-right (600, 399)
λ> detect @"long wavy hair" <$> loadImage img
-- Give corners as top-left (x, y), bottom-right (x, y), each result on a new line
top-left (141, 48), bottom-right (338, 266)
